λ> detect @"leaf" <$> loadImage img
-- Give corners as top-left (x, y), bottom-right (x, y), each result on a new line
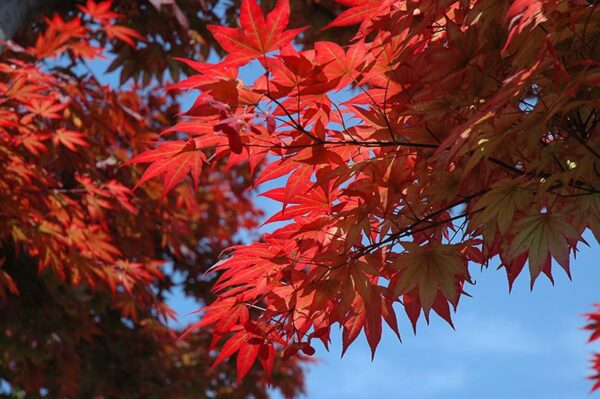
top-left (180, 299), bottom-right (237, 340)
top-left (212, 331), bottom-right (247, 369)
top-left (103, 24), bottom-right (145, 47)
top-left (33, 14), bottom-right (86, 58)
top-left (499, 252), bottom-right (528, 292)
top-left (393, 243), bottom-right (468, 314)
top-left (402, 290), bottom-right (421, 334)
top-left (25, 98), bottom-right (67, 119)
top-left (77, 0), bottom-right (121, 21)
top-left (214, 116), bottom-right (245, 154)
top-left (254, 158), bottom-right (299, 187)
top-left (314, 40), bottom-right (366, 87)
top-left (0, 270), bottom-right (19, 299)
top-left (214, 304), bottom-right (250, 333)
top-left (472, 179), bottom-right (532, 234)
top-left (362, 287), bottom-right (382, 359)
top-left (323, 0), bottom-right (387, 30)
top-left (258, 343), bottom-right (275, 379)
top-left (261, 186), bottom-right (329, 224)
top-left (508, 211), bottom-right (578, 286)
top-left (53, 129), bottom-right (88, 151)
top-left (20, 133), bottom-right (49, 156)
top-left (208, 0), bottom-right (307, 66)
top-left (283, 164), bottom-right (312, 210)
top-left (236, 340), bottom-right (260, 383)
top-left (503, 0), bottom-right (546, 53)
top-left (381, 297), bottom-right (400, 340)
top-left (585, 306), bottom-right (600, 343)
top-left (129, 140), bottom-right (207, 192)
top-left (341, 300), bottom-right (365, 357)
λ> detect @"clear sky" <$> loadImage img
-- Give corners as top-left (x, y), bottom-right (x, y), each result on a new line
top-left (90, 53), bottom-right (600, 399)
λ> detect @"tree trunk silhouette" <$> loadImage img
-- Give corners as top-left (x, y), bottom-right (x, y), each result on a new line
top-left (0, 0), bottom-right (70, 41)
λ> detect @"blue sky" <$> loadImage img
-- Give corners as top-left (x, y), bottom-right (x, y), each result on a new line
top-left (89, 53), bottom-right (600, 399)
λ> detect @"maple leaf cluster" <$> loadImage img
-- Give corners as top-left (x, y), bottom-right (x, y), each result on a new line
top-left (587, 305), bottom-right (600, 392)
top-left (0, 12), bottom-right (153, 302)
top-left (14, 0), bottom-right (353, 86)
top-left (132, 0), bottom-right (600, 385)
top-left (0, 1), bottom-right (306, 397)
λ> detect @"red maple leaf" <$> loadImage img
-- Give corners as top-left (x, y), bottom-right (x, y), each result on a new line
top-left (129, 140), bottom-right (207, 193)
top-left (103, 24), bottom-right (145, 47)
top-left (208, 0), bottom-right (307, 66)
top-left (77, 0), bottom-right (121, 21)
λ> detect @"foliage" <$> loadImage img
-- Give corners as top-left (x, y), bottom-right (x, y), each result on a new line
top-left (587, 305), bottom-right (600, 392)
top-left (0, 1), bottom-right (306, 397)
top-left (14, 0), bottom-right (353, 86)
top-left (133, 0), bottom-right (600, 387)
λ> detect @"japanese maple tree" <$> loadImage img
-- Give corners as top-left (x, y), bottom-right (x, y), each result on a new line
top-left (132, 0), bottom-right (600, 389)
top-left (0, 1), bottom-right (311, 397)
